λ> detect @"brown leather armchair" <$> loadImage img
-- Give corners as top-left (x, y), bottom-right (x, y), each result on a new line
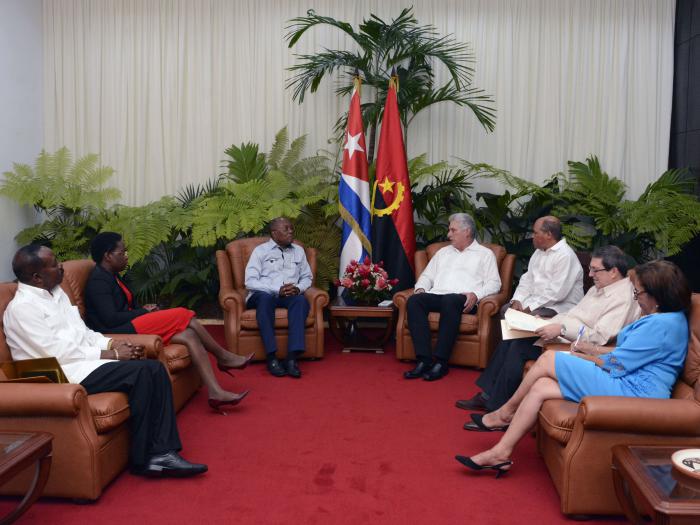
top-left (60, 259), bottom-right (201, 410)
top-left (0, 260), bottom-right (201, 501)
top-left (216, 237), bottom-right (329, 360)
top-left (393, 242), bottom-right (516, 368)
top-left (537, 293), bottom-right (700, 516)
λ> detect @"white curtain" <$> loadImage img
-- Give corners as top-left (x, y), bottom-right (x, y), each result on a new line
top-left (43, 0), bottom-right (675, 204)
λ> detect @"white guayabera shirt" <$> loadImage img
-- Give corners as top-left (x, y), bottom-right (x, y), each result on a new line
top-left (511, 238), bottom-right (584, 314)
top-left (4, 282), bottom-right (112, 384)
top-left (414, 240), bottom-right (501, 300)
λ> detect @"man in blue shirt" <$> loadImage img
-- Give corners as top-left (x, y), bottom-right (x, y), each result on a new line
top-left (245, 217), bottom-right (313, 378)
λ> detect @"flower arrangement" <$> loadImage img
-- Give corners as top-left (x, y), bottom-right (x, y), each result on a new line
top-left (335, 257), bottom-right (399, 305)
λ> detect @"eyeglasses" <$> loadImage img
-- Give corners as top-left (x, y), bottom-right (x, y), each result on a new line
top-left (588, 266), bottom-right (609, 274)
top-left (632, 289), bottom-right (648, 300)
top-left (111, 250), bottom-right (128, 257)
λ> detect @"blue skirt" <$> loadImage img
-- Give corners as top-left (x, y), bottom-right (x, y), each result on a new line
top-left (554, 352), bottom-right (634, 402)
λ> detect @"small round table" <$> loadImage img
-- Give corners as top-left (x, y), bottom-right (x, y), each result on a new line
top-left (328, 297), bottom-right (396, 353)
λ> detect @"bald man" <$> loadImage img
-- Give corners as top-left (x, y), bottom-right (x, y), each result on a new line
top-left (504, 216), bottom-right (583, 318)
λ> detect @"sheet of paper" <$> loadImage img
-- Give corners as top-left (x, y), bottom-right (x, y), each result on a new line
top-left (503, 308), bottom-right (552, 331)
top-left (500, 320), bottom-right (538, 340)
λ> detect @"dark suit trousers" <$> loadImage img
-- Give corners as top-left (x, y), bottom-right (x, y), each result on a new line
top-left (406, 293), bottom-right (475, 364)
top-left (475, 337), bottom-right (542, 411)
top-left (247, 291), bottom-right (310, 355)
top-left (80, 360), bottom-right (181, 467)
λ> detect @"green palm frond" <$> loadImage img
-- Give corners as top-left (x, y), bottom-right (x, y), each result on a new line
top-left (221, 142), bottom-right (267, 182)
top-left (267, 127), bottom-right (289, 169)
top-left (285, 7), bottom-right (495, 161)
top-left (407, 154), bottom-right (449, 185)
top-left (176, 178), bottom-right (221, 206)
top-left (100, 197), bottom-right (185, 263)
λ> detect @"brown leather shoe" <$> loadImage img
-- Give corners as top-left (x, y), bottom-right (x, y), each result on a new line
top-left (455, 392), bottom-right (488, 411)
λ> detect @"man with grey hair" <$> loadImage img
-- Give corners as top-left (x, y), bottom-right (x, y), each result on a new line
top-left (404, 213), bottom-right (501, 381)
top-left (459, 245), bottom-right (639, 416)
top-left (505, 215), bottom-right (583, 318)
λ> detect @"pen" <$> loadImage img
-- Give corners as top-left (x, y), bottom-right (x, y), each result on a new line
top-left (573, 326), bottom-right (584, 349)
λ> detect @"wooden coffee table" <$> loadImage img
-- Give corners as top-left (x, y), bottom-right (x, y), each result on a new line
top-left (0, 432), bottom-right (53, 525)
top-left (612, 444), bottom-right (700, 525)
top-left (328, 297), bottom-right (396, 353)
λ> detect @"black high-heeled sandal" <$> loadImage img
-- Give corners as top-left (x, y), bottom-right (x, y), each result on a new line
top-left (208, 390), bottom-right (250, 415)
top-left (463, 413), bottom-right (509, 432)
top-left (455, 455), bottom-right (513, 478)
top-left (217, 352), bottom-right (255, 377)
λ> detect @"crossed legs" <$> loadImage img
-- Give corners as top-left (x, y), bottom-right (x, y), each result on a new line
top-left (467, 350), bottom-right (565, 466)
top-left (171, 318), bottom-right (249, 404)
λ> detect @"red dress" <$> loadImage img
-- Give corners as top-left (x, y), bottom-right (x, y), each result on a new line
top-left (116, 279), bottom-right (194, 344)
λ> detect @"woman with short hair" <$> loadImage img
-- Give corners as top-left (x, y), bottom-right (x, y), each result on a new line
top-left (85, 232), bottom-right (252, 413)
top-left (456, 259), bottom-right (691, 477)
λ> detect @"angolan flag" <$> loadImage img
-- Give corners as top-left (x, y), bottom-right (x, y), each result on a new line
top-left (371, 76), bottom-right (416, 291)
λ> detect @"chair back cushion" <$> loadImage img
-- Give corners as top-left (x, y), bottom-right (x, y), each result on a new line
top-left (224, 237), bottom-right (317, 295)
top-left (60, 259), bottom-right (97, 318)
top-left (0, 283), bottom-right (18, 362)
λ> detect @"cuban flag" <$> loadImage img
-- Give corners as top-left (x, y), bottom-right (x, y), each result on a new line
top-left (338, 77), bottom-right (371, 291)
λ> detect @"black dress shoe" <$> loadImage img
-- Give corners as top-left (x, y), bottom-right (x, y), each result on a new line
top-left (423, 362), bottom-right (449, 381)
top-left (137, 451), bottom-right (208, 478)
top-left (285, 359), bottom-right (302, 379)
top-left (267, 357), bottom-right (287, 377)
top-left (404, 361), bottom-right (431, 379)
top-left (455, 392), bottom-right (488, 411)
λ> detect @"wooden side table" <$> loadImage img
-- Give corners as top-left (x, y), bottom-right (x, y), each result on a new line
top-left (328, 297), bottom-right (396, 353)
top-left (0, 432), bottom-right (53, 525)
top-left (612, 444), bottom-right (700, 525)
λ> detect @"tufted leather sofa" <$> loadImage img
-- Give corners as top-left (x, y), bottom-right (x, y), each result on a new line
top-left (216, 237), bottom-right (329, 360)
top-left (0, 260), bottom-right (201, 501)
top-left (392, 242), bottom-right (515, 368)
top-left (536, 293), bottom-right (700, 516)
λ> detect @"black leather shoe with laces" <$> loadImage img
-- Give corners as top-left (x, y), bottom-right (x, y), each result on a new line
top-left (136, 451), bottom-right (208, 478)
top-left (267, 357), bottom-right (287, 377)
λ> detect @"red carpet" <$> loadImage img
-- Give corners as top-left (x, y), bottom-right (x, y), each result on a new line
top-left (1, 330), bottom-right (624, 524)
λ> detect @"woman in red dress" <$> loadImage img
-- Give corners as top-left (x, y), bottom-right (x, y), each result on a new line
top-left (85, 232), bottom-right (252, 413)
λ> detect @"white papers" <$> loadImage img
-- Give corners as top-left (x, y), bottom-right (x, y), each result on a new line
top-left (500, 308), bottom-right (552, 340)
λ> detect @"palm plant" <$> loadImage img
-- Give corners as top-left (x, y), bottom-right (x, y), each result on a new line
top-left (285, 8), bottom-right (496, 162)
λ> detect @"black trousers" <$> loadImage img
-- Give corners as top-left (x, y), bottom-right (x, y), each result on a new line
top-left (80, 360), bottom-right (181, 466)
top-left (475, 337), bottom-right (542, 411)
top-left (406, 293), bottom-right (476, 364)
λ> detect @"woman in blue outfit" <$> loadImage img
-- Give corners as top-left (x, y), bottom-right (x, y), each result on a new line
top-left (456, 260), bottom-right (691, 477)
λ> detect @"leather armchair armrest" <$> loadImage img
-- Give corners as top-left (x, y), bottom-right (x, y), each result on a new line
top-left (219, 289), bottom-right (245, 316)
top-left (105, 333), bottom-right (163, 359)
top-left (0, 383), bottom-right (87, 417)
top-left (304, 286), bottom-right (329, 312)
top-left (578, 396), bottom-right (700, 436)
top-left (393, 289), bottom-right (414, 309)
top-left (476, 293), bottom-right (504, 319)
